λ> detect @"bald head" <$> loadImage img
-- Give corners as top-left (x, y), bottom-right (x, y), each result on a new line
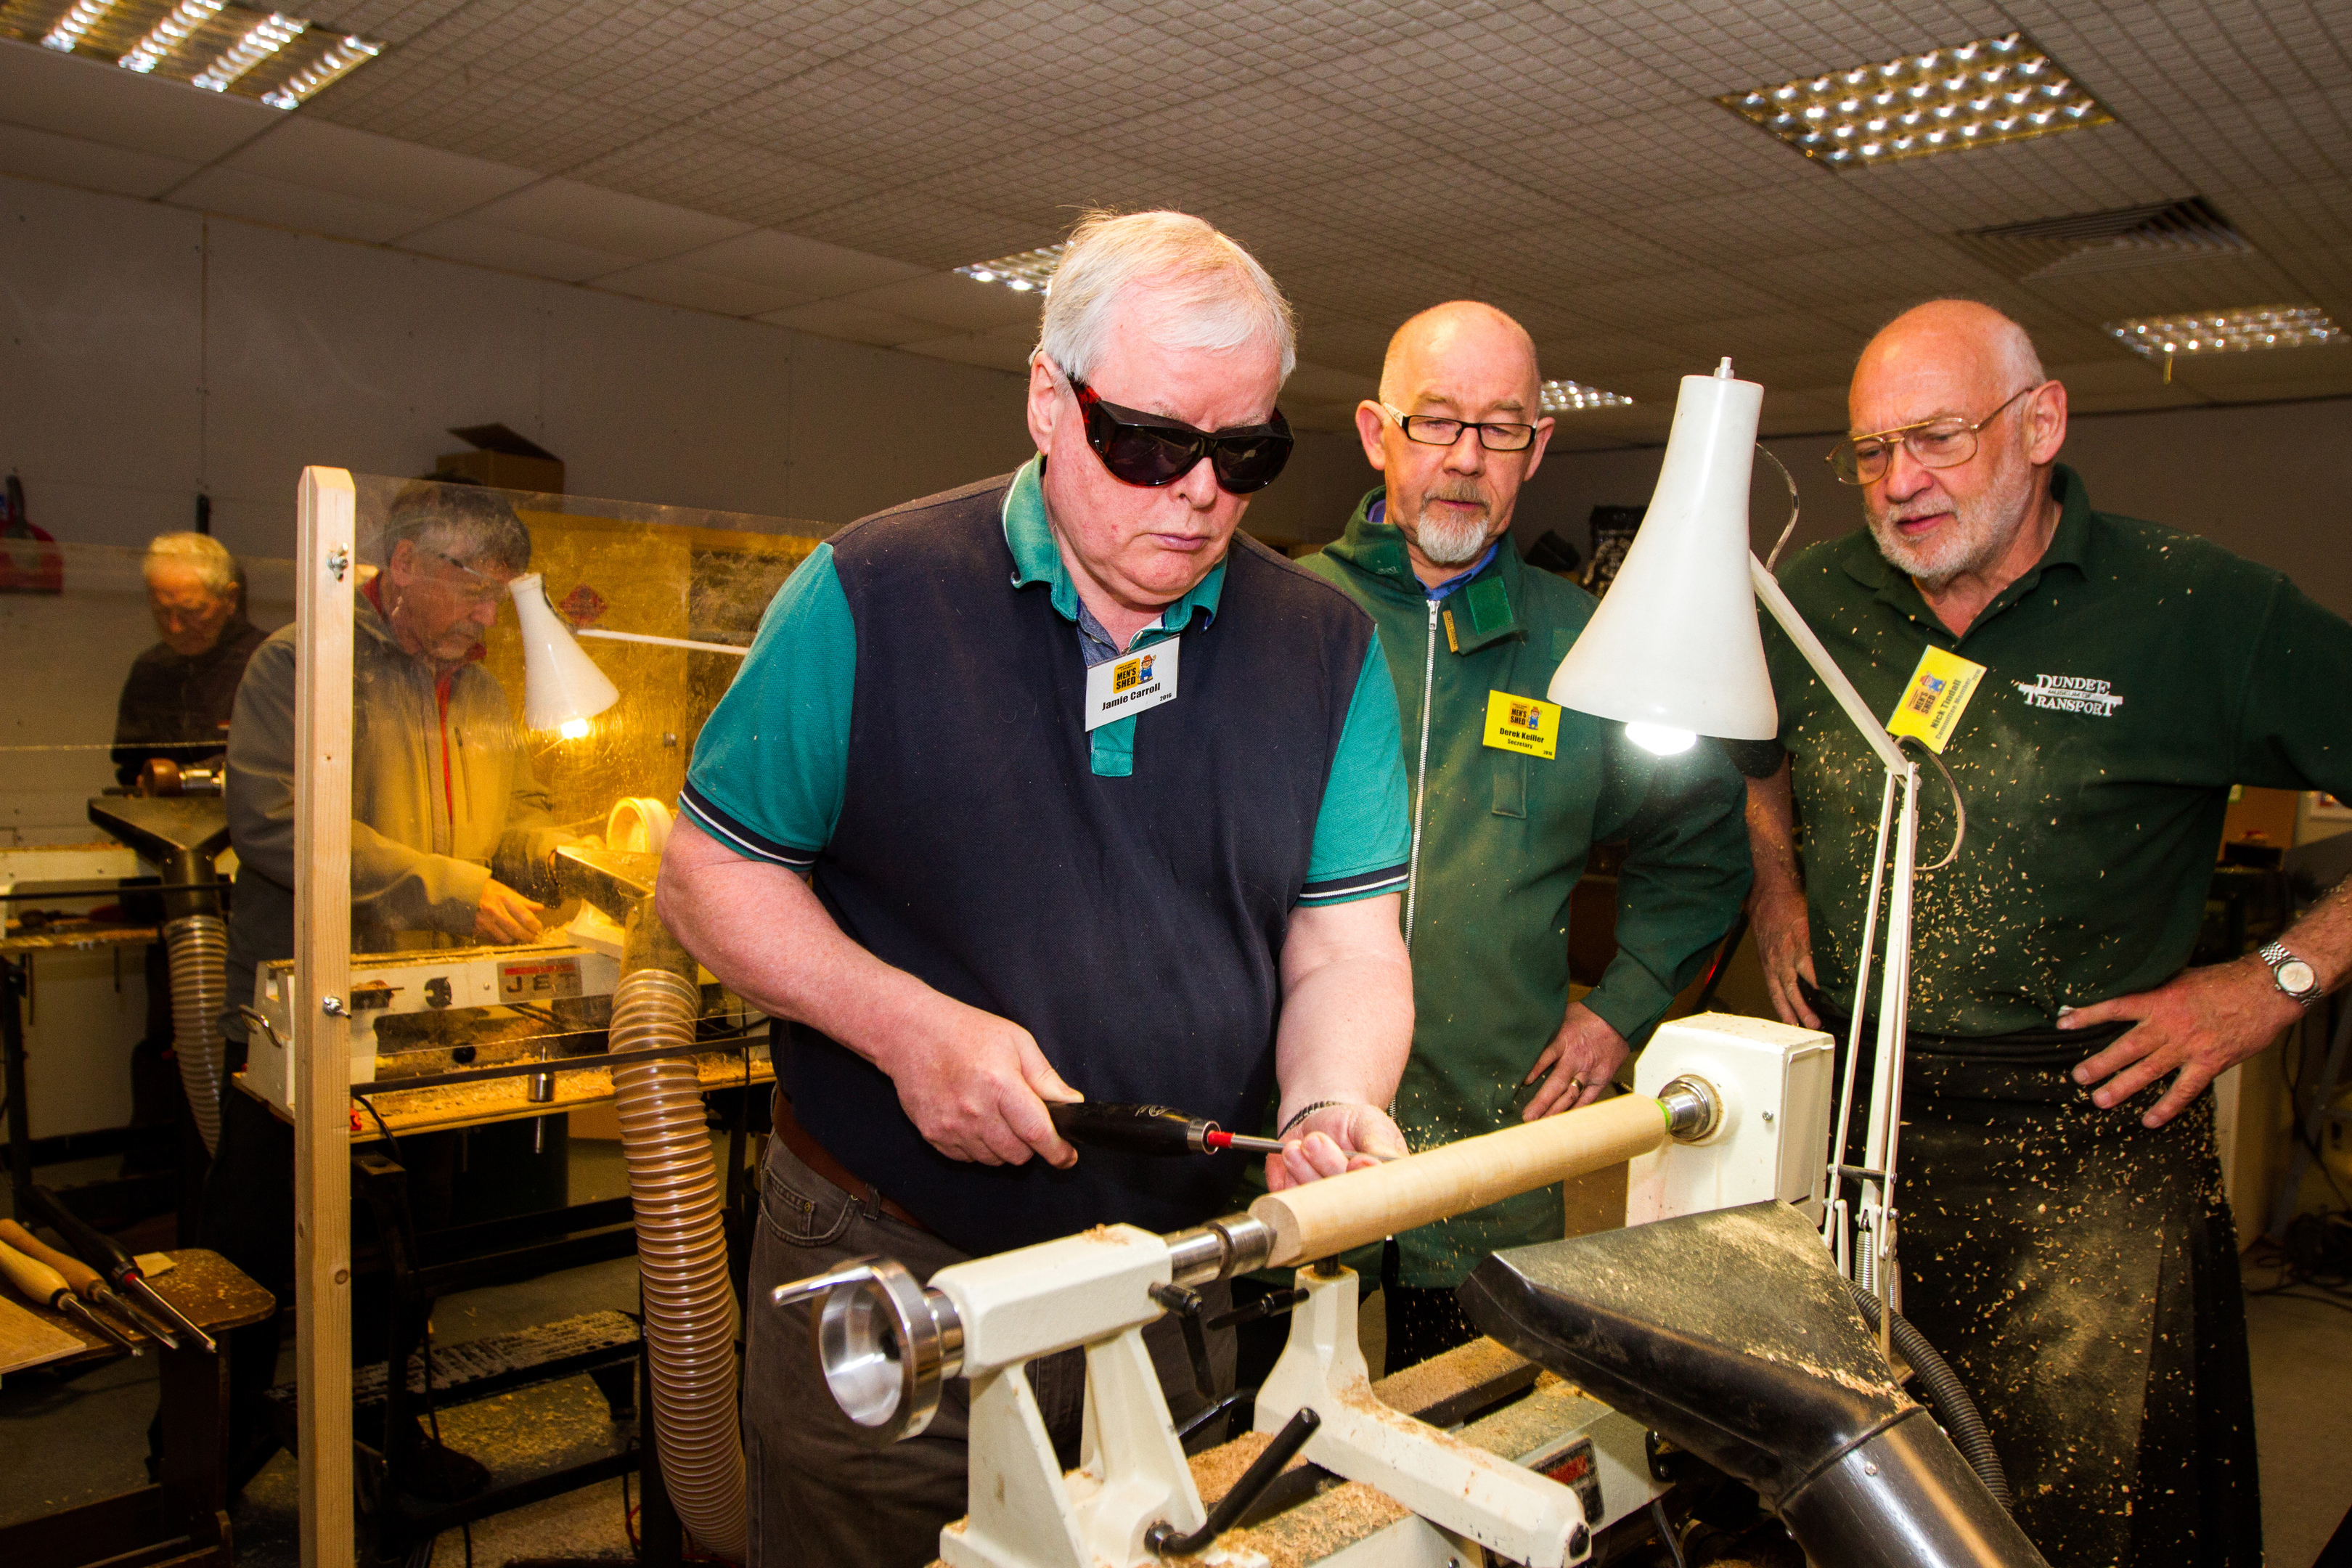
top-left (1853, 301), bottom-right (2043, 428)
top-left (1357, 301), bottom-right (1556, 586)
top-left (1380, 301), bottom-right (1542, 409)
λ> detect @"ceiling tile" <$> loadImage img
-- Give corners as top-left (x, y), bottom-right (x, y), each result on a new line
top-left (780, 189), bottom-right (1054, 271)
top-left (0, 36), bottom-right (281, 163)
top-left (757, 298), bottom-right (949, 348)
top-left (1103, 0), bottom-right (1509, 75)
top-left (168, 166), bottom-right (440, 243)
top-left (696, 62), bottom-right (1055, 188)
top-left (565, 126), bottom-right (886, 230)
top-left (0, 123), bottom-right (195, 200)
top-left (589, 259), bottom-right (804, 317)
top-left (465, 177), bottom-right (751, 261)
top-left (221, 118), bottom-right (536, 218)
top-left (664, 228), bottom-right (926, 301)
top-left (896, 327), bottom-right (1037, 375)
top-left (836, 271), bottom-right (1044, 332)
top-left (396, 218), bottom-right (640, 282)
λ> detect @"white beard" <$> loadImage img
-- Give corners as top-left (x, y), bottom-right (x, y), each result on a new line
top-left (1868, 475), bottom-right (2028, 589)
top-left (1405, 495), bottom-right (1495, 566)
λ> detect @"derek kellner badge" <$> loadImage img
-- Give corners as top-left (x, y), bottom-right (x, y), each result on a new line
top-left (1084, 639), bottom-right (1181, 731)
top-left (1482, 689), bottom-right (1561, 760)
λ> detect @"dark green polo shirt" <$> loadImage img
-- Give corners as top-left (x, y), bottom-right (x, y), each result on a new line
top-left (1765, 464), bottom-right (2352, 1037)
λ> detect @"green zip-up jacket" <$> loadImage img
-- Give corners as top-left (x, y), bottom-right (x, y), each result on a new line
top-left (1300, 491), bottom-right (1752, 1284)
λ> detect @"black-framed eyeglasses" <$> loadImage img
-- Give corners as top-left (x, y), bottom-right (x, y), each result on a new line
top-left (1379, 402), bottom-right (1538, 453)
top-left (1061, 365), bottom-right (1294, 494)
top-left (1828, 384), bottom-right (2042, 486)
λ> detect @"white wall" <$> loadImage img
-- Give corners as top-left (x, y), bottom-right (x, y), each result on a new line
top-left (0, 171), bottom-right (1369, 558)
top-left (1515, 396), bottom-right (2352, 621)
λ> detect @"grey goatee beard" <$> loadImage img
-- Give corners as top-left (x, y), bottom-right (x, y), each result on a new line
top-left (1408, 492), bottom-right (1494, 567)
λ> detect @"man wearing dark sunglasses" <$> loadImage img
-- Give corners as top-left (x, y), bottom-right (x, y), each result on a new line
top-left (1742, 298), bottom-right (2352, 1567)
top-left (1299, 301), bottom-right (1750, 1369)
top-left (663, 211), bottom-right (1416, 1568)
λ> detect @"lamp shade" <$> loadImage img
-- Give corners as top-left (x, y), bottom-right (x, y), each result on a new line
top-left (1547, 366), bottom-right (1779, 742)
top-left (507, 572), bottom-right (620, 732)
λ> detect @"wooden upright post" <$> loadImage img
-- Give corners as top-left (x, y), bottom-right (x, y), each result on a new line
top-left (294, 467), bottom-right (357, 1568)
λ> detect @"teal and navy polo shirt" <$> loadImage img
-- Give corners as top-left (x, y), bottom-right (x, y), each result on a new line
top-left (1768, 463), bottom-right (2352, 1038)
top-left (681, 460), bottom-right (1410, 1251)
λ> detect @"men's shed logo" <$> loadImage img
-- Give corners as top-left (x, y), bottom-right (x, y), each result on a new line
top-left (1112, 652), bottom-right (1155, 694)
top-left (2014, 674), bottom-right (2123, 716)
top-left (1506, 699), bottom-right (1544, 731)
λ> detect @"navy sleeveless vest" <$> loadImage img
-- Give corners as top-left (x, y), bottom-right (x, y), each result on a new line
top-left (786, 473), bottom-right (1379, 1253)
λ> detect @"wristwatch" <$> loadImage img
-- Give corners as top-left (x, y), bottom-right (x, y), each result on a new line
top-left (2257, 942), bottom-right (2323, 1010)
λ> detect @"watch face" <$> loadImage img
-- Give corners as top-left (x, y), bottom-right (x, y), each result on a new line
top-left (2280, 959), bottom-right (2317, 994)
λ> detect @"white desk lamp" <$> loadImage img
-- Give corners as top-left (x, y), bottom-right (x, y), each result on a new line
top-left (507, 573), bottom-right (746, 738)
top-left (1548, 359), bottom-right (1931, 1319)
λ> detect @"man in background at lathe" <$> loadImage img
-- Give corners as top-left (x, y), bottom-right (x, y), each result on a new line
top-left (1744, 297), bottom-right (2352, 1567)
top-left (113, 531), bottom-right (266, 786)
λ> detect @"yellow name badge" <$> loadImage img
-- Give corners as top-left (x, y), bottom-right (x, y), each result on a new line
top-left (1483, 690), bottom-right (1560, 759)
top-left (1887, 645), bottom-right (1987, 753)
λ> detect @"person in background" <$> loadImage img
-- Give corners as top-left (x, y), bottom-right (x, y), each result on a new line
top-left (1299, 302), bottom-right (1750, 1367)
top-left (197, 483), bottom-right (573, 1503)
top-left (1745, 298), bottom-right (2352, 1566)
top-left (113, 531), bottom-right (266, 786)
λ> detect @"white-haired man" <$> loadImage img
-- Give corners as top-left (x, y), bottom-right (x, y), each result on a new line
top-left (113, 531), bottom-right (266, 785)
top-left (1746, 298), bottom-right (2352, 1566)
top-left (661, 211), bottom-right (1416, 1567)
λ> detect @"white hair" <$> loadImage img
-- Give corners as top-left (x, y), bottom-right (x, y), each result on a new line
top-left (1036, 210), bottom-right (1296, 385)
top-left (143, 532), bottom-right (240, 600)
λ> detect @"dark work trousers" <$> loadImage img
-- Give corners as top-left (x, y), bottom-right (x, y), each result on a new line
top-left (1815, 985), bottom-right (2261, 1568)
top-left (743, 1135), bottom-right (1236, 1568)
top-left (196, 1087), bottom-right (458, 1485)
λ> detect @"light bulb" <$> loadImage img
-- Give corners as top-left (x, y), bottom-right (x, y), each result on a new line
top-left (559, 718), bottom-right (592, 740)
top-left (1627, 722), bottom-right (1698, 756)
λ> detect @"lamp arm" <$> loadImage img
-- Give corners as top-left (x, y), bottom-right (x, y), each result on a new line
top-left (1748, 555), bottom-right (1906, 773)
top-left (577, 627), bottom-right (751, 658)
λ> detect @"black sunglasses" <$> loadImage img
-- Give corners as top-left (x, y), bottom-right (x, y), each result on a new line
top-left (1064, 369), bottom-right (1294, 494)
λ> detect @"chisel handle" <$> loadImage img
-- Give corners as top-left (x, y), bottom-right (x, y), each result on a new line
top-left (0, 1218), bottom-right (103, 1300)
top-left (0, 1237), bottom-right (73, 1310)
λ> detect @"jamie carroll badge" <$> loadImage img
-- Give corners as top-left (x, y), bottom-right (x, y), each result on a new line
top-left (1084, 638), bottom-right (1181, 731)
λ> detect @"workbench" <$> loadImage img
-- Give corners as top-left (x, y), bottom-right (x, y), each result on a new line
top-left (0, 1247), bottom-right (274, 1568)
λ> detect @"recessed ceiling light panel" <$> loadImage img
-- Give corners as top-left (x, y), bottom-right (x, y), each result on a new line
top-left (955, 245), bottom-right (1066, 294)
top-left (1540, 379), bottom-right (1634, 413)
top-left (4, 0), bottom-right (385, 108)
top-left (2105, 305), bottom-right (2343, 359)
top-left (1720, 32), bottom-right (2112, 168)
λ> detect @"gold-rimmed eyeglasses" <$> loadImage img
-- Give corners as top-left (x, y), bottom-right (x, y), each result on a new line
top-left (1827, 383), bottom-right (2042, 486)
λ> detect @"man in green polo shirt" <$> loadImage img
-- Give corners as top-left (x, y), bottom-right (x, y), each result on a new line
top-left (1747, 298), bottom-right (2352, 1567)
top-left (1299, 301), bottom-right (1750, 1367)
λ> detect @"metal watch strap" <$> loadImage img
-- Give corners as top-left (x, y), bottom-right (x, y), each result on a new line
top-left (2258, 941), bottom-right (2322, 1010)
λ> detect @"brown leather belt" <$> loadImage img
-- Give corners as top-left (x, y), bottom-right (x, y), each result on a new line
top-left (772, 1092), bottom-right (931, 1233)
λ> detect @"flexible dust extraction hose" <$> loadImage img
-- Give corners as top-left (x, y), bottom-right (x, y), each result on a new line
top-left (1845, 1281), bottom-right (2012, 1509)
top-left (611, 963), bottom-right (749, 1564)
top-left (161, 913), bottom-right (229, 1155)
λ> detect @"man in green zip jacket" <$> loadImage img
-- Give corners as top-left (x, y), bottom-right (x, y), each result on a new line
top-left (1299, 302), bottom-right (1751, 1360)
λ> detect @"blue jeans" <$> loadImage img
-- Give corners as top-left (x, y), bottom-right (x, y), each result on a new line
top-left (742, 1135), bottom-right (1235, 1568)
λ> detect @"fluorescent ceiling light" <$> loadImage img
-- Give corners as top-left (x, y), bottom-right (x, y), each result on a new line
top-left (1540, 378), bottom-right (1634, 413)
top-left (2105, 305), bottom-right (2343, 359)
top-left (955, 245), bottom-right (1066, 294)
top-left (119, 0), bottom-right (221, 71)
top-left (1720, 32), bottom-right (2112, 168)
top-left (190, 9), bottom-right (302, 91)
top-left (259, 32), bottom-right (380, 108)
top-left (4, 1), bottom-right (385, 107)
top-left (41, 0), bottom-right (121, 52)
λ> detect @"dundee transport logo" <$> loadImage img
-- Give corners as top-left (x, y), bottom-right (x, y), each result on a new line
top-left (2013, 674), bottom-right (2123, 716)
